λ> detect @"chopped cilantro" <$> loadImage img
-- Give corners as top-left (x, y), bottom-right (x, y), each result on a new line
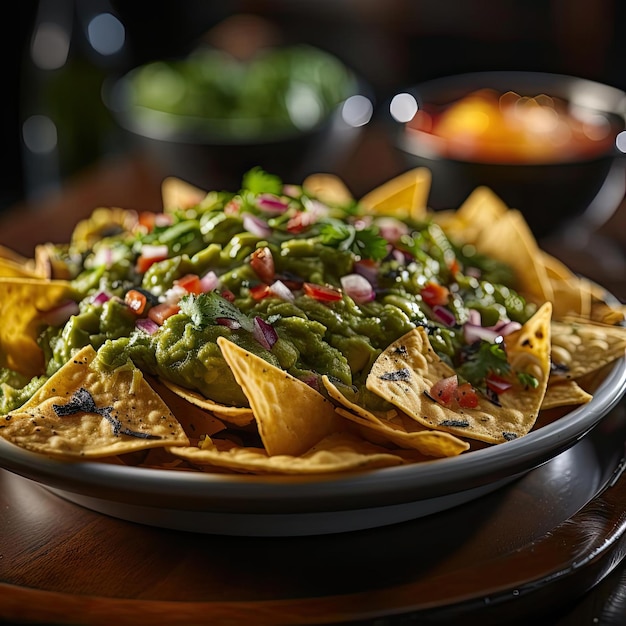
top-left (241, 167), bottom-right (283, 196)
top-left (517, 371), bottom-right (539, 389)
top-left (456, 341), bottom-right (510, 389)
top-left (179, 292), bottom-right (253, 331)
top-left (319, 219), bottom-right (387, 261)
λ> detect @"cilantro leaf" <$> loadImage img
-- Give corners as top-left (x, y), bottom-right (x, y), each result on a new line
top-left (456, 341), bottom-right (510, 389)
top-left (179, 292), bottom-right (253, 331)
top-left (241, 167), bottom-right (283, 196)
top-left (319, 219), bottom-right (387, 261)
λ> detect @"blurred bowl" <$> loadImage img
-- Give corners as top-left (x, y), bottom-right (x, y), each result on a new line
top-left (388, 71), bottom-right (626, 238)
top-left (105, 45), bottom-right (373, 191)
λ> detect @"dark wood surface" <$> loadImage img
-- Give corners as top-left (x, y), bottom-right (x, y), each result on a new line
top-left (1, 143), bottom-right (626, 625)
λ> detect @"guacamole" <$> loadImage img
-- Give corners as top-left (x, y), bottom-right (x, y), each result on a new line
top-left (1, 168), bottom-right (535, 413)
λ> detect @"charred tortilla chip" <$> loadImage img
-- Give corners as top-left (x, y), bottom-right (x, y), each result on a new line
top-left (322, 375), bottom-right (469, 457)
top-left (550, 319), bottom-right (626, 380)
top-left (169, 432), bottom-right (406, 474)
top-left (360, 167), bottom-right (431, 220)
top-left (366, 304), bottom-right (551, 444)
top-left (0, 278), bottom-right (75, 377)
top-left (217, 337), bottom-right (341, 456)
top-left (1, 345), bottom-right (189, 458)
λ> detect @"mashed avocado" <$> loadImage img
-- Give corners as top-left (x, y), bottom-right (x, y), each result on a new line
top-left (29, 168), bottom-right (534, 410)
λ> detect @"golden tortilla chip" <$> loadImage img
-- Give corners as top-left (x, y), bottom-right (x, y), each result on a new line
top-left (159, 378), bottom-right (254, 427)
top-left (217, 337), bottom-right (341, 456)
top-left (366, 304), bottom-right (551, 444)
top-left (0, 278), bottom-right (75, 377)
top-left (146, 376), bottom-right (226, 441)
top-left (0, 258), bottom-right (42, 279)
top-left (1, 345), bottom-right (189, 458)
top-left (322, 375), bottom-right (469, 457)
top-left (161, 176), bottom-right (207, 212)
top-left (70, 207), bottom-right (138, 252)
top-left (359, 167), bottom-right (431, 220)
top-left (550, 319), bottom-right (626, 381)
top-left (541, 380), bottom-right (593, 410)
top-left (169, 432), bottom-right (406, 474)
top-left (303, 173), bottom-right (354, 206)
top-left (473, 209), bottom-right (553, 304)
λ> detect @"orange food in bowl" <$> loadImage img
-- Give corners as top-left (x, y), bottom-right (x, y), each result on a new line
top-left (406, 89), bottom-right (615, 163)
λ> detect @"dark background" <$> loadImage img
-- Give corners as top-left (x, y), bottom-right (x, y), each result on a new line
top-left (3, 0), bottom-right (625, 211)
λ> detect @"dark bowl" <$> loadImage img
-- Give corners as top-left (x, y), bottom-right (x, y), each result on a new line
top-left (388, 71), bottom-right (626, 238)
top-left (104, 47), bottom-right (374, 191)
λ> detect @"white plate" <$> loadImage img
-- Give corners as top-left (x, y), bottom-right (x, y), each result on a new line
top-left (1, 352), bottom-right (624, 536)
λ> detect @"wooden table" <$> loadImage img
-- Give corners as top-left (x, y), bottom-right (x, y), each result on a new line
top-left (1, 149), bottom-right (626, 625)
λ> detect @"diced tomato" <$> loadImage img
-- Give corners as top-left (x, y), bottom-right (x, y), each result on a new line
top-left (138, 211), bottom-right (156, 232)
top-left (148, 302), bottom-right (180, 325)
top-left (286, 211), bottom-right (315, 234)
top-left (250, 247), bottom-right (275, 283)
top-left (303, 282), bottom-right (343, 302)
top-left (430, 376), bottom-right (479, 409)
top-left (421, 282), bottom-right (450, 307)
top-left (447, 256), bottom-right (461, 275)
top-left (135, 246), bottom-right (169, 274)
top-left (429, 375), bottom-right (458, 407)
top-left (485, 373), bottom-right (513, 395)
top-left (250, 284), bottom-right (271, 301)
top-left (224, 199), bottom-right (242, 215)
top-left (124, 289), bottom-right (148, 315)
top-left (220, 289), bottom-right (236, 302)
top-left (175, 273), bottom-right (203, 295)
top-left (454, 382), bottom-right (479, 408)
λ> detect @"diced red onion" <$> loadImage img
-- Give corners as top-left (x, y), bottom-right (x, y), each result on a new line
top-left (463, 323), bottom-right (500, 344)
top-left (340, 273), bottom-right (376, 304)
top-left (135, 318), bottom-right (160, 335)
top-left (282, 184), bottom-right (301, 198)
top-left (38, 300), bottom-right (80, 327)
top-left (353, 260), bottom-right (379, 287)
top-left (200, 270), bottom-right (220, 292)
top-left (154, 213), bottom-right (173, 227)
top-left (269, 279), bottom-right (295, 302)
top-left (253, 316), bottom-right (278, 350)
top-left (467, 309), bottom-right (481, 326)
top-left (140, 244), bottom-right (168, 259)
top-left (432, 305), bottom-right (456, 327)
top-left (243, 214), bottom-right (272, 238)
top-left (162, 285), bottom-right (187, 304)
top-left (216, 317), bottom-right (241, 330)
top-left (494, 320), bottom-right (522, 336)
top-left (91, 291), bottom-right (111, 305)
top-left (299, 374), bottom-right (320, 391)
top-left (256, 194), bottom-right (289, 215)
top-left (375, 217), bottom-right (409, 244)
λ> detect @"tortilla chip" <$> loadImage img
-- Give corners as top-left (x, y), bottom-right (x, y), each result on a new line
top-left (217, 337), bottom-right (341, 456)
top-left (303, 173), bottom-right (354, 206)
top-left (161, 176), bottom-right (207, 212)
top-left (169, 432), bottom-right (407, 474)
top-left (359, 167), bottom-right (431, 220)
top-left (322, 375), bottom-right (469, 457)
top-left (473, 209), bottom-right (554, 304)
top-left (159, 378), bottom-right (254, 427)
top-left (366, 304), bottom-right (551, 444)
top-left (0, 258), bottom-right (42, 279)
top-left (550, 319), bottom-right (626, 380)
top-left (146, 376), bottom-right (227, 441)
top-left (0, 278), bottom-right (75, 378)
top-left (541, 380), bottom-right (593, 410)
top-left (1, 345), bottom-right (189, 458)
top-left (70, 207), bottom-right (138, 252)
